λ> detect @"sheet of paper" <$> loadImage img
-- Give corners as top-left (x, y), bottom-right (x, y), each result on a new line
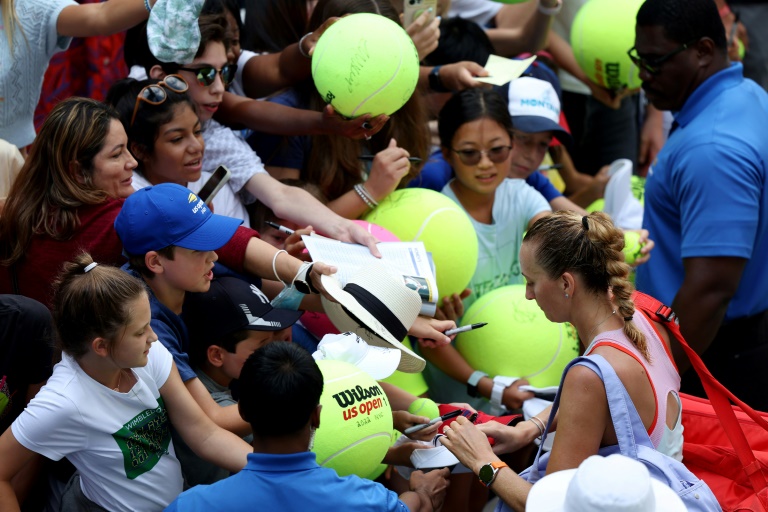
top-left (303, 236), bottom-right (438, 316)
top-left (474, 55), bottom-right (537, 86)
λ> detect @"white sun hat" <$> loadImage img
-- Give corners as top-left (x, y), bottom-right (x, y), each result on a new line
top-left (526, 454), bottom-right (687, 512)
top-left (320, 262), bottom-right (425, 373)
top-left (312, 332), bottom-right (402, 380)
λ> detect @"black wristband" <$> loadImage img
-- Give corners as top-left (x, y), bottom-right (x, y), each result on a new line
top-left (294, 263), bottom-right (319, 295)
top-left (428, 65), bottom-right (450, 93)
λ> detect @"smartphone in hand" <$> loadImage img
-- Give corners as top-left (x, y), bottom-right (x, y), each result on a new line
top-left (197, 165), bottom-right (231, 205)
top-left (403, 0), bottom-right (437, 27)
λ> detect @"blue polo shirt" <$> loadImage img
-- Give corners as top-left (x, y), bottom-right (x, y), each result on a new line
top-left (164, 451), bottom-right (408, 512)
top-left (636, 63), bottom-right (768, 321)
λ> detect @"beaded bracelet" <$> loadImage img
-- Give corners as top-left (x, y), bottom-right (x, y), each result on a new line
top-left (354, 184), bottom-right (378, 209)
top-left (144, 0), bottom-right (152, 13)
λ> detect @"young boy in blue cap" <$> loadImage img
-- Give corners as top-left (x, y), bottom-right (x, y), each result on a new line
top-left (175, 276), bottom-right (303, 486)
top-left (114, 182), bottom-right (325, 436)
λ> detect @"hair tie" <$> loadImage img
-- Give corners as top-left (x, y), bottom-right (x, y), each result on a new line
top-left (582, 216), bottom-right (589, 230)
top-left (84, 262), bottom-right (98, 273)
top-left (624, 315), bottom-right (633, 322)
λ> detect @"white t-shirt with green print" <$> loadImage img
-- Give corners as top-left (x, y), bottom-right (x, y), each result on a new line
top-left (12, 342), bottom-right (181, 512)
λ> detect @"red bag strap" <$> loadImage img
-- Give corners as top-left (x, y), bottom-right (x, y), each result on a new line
top-left (631, 291), bottom-right (768, 500)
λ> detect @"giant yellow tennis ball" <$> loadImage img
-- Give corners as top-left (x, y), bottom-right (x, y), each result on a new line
top-left (313, 360), bottom-right (393, 477)
top-left (571, 0), bottom-right (645, 91)
top-left (311, 13), bottom-right (420, 117)
top-left (455, 285), bottom-right (580, 387)
top-left (623, 231), bottom-right (643, 265)
top-left (364, 188), bottom-right (479, 305)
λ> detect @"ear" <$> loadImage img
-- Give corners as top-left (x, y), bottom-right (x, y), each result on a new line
top-left (561, 271), bottom-right (577, 297)
top-left (91, 337), bottom-right (111, 358)
top-left (696, 37), bottom-right (716, 67)
top-left (69, 161), bottom-right (85, 184)
top-left (441, 146), bottom-right (453, 164)
top-left (206, 345), bottom-right (226, 368)
top-left (145, 251), bottom-right (165, 275)
top-left (149, 65), bottom-right (167, 80)
top-left (310, 404), bottom-right (322, 429)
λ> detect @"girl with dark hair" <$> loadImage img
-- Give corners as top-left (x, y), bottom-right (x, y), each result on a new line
top-left (107, 76), bottom-right (250, 225)
top-left (249, 0), bottom-right (430, 220)
top-left (0, 254), bottom-right (252, 511)
top-left (418, 88), bottom-right (551, 414)
top-left (438, 211), bottom-right (686, 512)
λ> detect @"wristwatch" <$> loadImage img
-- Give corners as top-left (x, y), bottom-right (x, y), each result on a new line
top-left (428, 65), bottom-right (450, 93)
top-left (466, 370), bottom-right (488, 398)
top-left (478, 461), bottom-right (509, 487)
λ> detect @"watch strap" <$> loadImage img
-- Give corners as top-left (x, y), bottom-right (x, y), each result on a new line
top-left (490, 376), bottom-right (519, 415)
top-left (479, 461), bottom-right (509, 487)
top-left (429, 65), bottom-right (450, 93)
top-left (466, 370), bottom-right (488, 398)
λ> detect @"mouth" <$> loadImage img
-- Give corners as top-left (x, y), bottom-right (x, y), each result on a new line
top-left (204, 268), bottom-right (214, 280)
top-left (184, 158), bottom-right (202, 170)
top-left (202, 102), bottom-right (220, 114)
top-left (121, 175), bottom-right (133, 185)
top-left (475, 172), bottom-right (498, 183)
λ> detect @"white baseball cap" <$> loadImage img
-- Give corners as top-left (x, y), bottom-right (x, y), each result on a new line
top-left (526, 454), bottom-right (687, 512)
top-left (312, 332), bottom-right (402, 380)
top-left (508, 76), bottom-right (573, 146)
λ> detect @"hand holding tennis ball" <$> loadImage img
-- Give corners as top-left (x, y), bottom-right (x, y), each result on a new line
top-left (623, 231), bottom-right (645, 265)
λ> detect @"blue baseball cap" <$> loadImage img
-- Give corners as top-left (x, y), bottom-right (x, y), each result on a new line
top-left (115, 183), bottom-right (242, 255)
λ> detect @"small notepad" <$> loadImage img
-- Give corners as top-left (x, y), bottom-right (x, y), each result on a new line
top-left (474, 55), bottom-right (537, 86)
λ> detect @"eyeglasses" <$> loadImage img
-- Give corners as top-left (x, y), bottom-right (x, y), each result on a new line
top-left (177, 64), bottom-right (237, 87)
top-left (627, 39), bottom-right (699, 75)
top-left (451, 145), bottom-right (512, 166)
top-left (130, 75), bottom-right (189, 126)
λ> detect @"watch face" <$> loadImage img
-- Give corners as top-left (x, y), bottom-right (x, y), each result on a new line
top-left (478, 463), bottom-right (494, 485)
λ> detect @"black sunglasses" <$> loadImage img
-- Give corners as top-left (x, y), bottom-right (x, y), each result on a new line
top-left (451, 145), bottom-right (512, 166)
top-left (627, 39), bottom-right (699, 75)
top-left (177, 64), bottom-right (237, 87)
top-left (130, 75), bottom-right (189, 126)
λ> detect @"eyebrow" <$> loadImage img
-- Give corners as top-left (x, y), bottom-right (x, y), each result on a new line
top-left (110, 144), bottom-right (125, 153)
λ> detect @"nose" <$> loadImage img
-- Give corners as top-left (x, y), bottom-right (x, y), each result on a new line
top-left (209, 251), bottom-right (219, 263)
top-left (477, 151), bottom-right (493, 168)
top-left (209, 73), bottom-right (225, 95)
top-left (126, 153), bottom-right (138, 170)
top-left (524, 287), bottom-right (534, 301)
top-left (638, 66), bottom-right (653, 83)
top-left (147, 325), bottom-right (158, 342)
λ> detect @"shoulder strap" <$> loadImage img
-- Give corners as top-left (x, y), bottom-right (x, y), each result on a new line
top-left (631, 291), bottom-right (768, 502)
top-left (530, 354), bottom-right (654, 479)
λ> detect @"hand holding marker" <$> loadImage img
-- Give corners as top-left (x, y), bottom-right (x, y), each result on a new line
top-left (404, 409), bottom-right (463, 435)
top-left (444, 322), bottom-right (487, 336)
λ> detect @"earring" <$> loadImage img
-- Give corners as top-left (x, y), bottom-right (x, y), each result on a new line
top-left (564, 293), bottom-right (569, 299)
top-left (307, 427), bottom-right (316, 451)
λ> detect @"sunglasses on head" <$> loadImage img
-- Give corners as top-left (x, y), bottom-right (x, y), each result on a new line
top-left (130, 75), bottom-right (189, 127)
top-left (451, 145), bottom-right (512, 166)
top-left (177, 64), bottom-right (237, 87)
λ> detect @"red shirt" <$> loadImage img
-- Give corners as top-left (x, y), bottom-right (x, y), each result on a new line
top-left (0, 198), bottom-right (257, 308)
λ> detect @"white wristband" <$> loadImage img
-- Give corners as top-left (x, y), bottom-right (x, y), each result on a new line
top-left (490, 376), bottom-right (519, 415)
top-left (538, 0), bottom-right (562, 16)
